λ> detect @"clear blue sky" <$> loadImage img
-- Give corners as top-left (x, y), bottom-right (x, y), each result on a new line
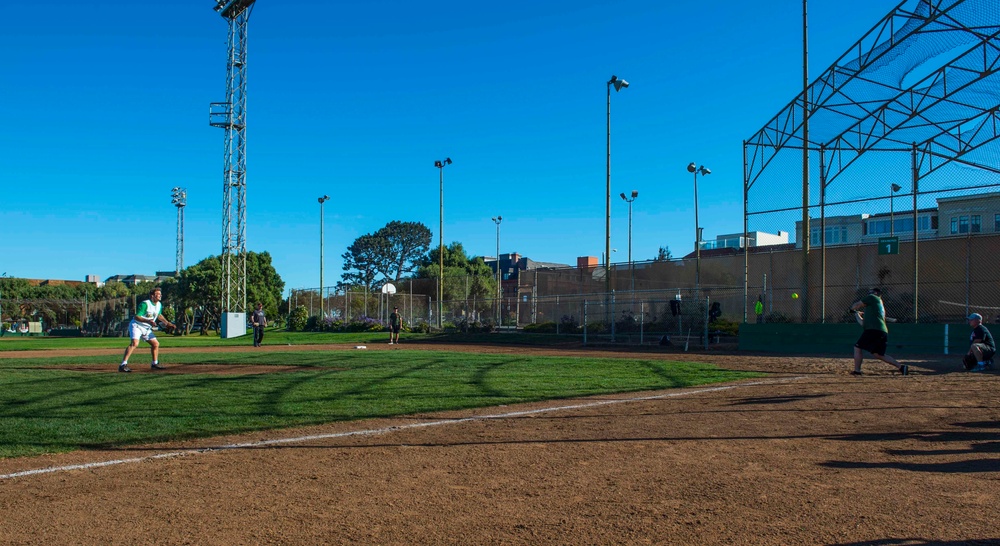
top-left (0, 0), bottom-right (899, 292)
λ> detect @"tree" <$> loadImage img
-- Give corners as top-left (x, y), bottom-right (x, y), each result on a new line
top-left (176, 251), bottom-right (284, 334)
top-left (415, 242), bottom-right (498, 320)
top-left (654, 245), bottom-right (673, 261)
top-left (340, 221), bottom-right (432, 289)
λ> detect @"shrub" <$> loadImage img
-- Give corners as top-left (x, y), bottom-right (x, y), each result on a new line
top-left (287, 306), bottom-right (309, 331)
top-left (709, 318), bottom-right (740, 336)
top-left (524, 322), bottom-right (557, 334)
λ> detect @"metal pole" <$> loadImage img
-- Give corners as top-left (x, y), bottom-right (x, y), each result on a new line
top-left (694, 169), bottom-right (701, 289)
top-left (627, 197), bottom-right (634, 293)
top-left (318, 195), bottom-right (329, 319)
top-left (819, 145), bottom-right (826, 323)
top-left (801, 0), bottom-right (811, 323)
top-left (742, 140), bottom-right (749, 323)
top-left (912, 143), bottom-right (919, 322)
top-left (439, 166), bottom-right (444, 328)
top-left (493, 216), bottom-right (502, 325)
top-left (606, 82), bottom-right (612, 300)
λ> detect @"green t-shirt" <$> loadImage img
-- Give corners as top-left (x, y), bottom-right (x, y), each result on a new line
top-left (389, 312), bottom-right (401, 327)
top-left (861, 294), bottom-right (888, 333)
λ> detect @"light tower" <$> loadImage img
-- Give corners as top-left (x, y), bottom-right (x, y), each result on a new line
top-left (209, 0), bottom-right (256, 322)
top-left (171, 187), bottom-right (187, 274)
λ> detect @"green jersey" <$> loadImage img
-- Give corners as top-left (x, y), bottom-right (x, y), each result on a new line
top-left (861, 294), bottom-right (888, 333)
top-left (136, 300), bottom-right (162, 323)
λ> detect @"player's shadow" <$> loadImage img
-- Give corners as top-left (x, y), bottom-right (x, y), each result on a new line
top-left (827, 538), bottom-right (1000, 545)
top-left (731, 394), bottom-right (827, 405)
top-left (820, 420), bottom-right (1000, 474)
top-left (904, 357), bottom-right (995, 375)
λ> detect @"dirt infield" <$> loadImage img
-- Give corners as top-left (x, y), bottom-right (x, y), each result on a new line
top-left (1, 345), bottom-right (998, 545)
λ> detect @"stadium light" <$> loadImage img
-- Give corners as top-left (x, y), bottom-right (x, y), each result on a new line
top-left (435, 158), bottom-right (452, 329)
top-left (214, 0), bottom-right (256, 19)
top-left (890, 183), bottom-right (902, 236)
top-left (606, 75), bottom-right (629, 301)
top-left (688, 163), bottom-right (710, 289)
top-left (620, 190), bottom-right (638, 293)
top-left (318, 195), bottom-right (330, 319)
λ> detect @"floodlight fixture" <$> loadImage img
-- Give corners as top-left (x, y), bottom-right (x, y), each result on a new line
top-left (609, 75), bottom-right (629, 92)
top-left (214, 0), bottom-right (256, 19)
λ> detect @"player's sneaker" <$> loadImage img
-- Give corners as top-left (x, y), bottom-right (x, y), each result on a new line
top-left (118, 363), bottom-right (132, 373)
top-left (972, 363), bottom-right (987, 372)
top-left (151, 363), bottom-right (165, 370)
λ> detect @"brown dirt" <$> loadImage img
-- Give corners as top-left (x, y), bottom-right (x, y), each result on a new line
top-left (1, 344), bottom-right (998, 545)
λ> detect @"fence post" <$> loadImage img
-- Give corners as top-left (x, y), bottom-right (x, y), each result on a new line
top-left (640, 301), bottom-right (644, 345)
top-left (703, 296), bottom-right (710, 349)
top-left (583, 300), bottom-right (588, 345)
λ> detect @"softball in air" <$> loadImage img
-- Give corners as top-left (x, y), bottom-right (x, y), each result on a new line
top-left (791, 293), bottom-right (799, 299)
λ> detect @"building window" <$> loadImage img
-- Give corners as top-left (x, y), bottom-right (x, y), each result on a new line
top-left (810, 226), bottom-right (848, 245)
top-left (995, 214), bottom-right (1000, 232)
top-left (952, 215), bottom-right (971, 234)
top-left (972, 215), bottom-right (981, 233)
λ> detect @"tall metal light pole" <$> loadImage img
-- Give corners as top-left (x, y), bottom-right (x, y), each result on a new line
top-left (209, 0), bottom-right (256, 318)
top-left (434, 158), bottom-right (452, 329)
top-left (890, 183), bottom-right (902, 236)
top-left (318, 195), bottom-right (330, 319)
top-left (492, 216), bottom-right (503, 325)
top-left (606, 75), bottom-right (629, 297)
top-left (619, 190), bottom-right (638, 293)
top-left (171, 187), bottom-right (187, 274)
top-left (687, 163), bottom-right (711, 289)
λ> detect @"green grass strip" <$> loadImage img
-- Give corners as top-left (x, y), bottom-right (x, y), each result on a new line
top-left (0, 348), bottom-right (760, 459)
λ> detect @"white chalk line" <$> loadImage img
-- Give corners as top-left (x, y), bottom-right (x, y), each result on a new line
top-left (1, 376), bottom-right (803, 481)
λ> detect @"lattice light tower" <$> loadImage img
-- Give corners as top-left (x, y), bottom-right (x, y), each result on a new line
top-left (171, 187), bottom-right (187, 274)
top-left (209, 0), bottom-right (256, 314)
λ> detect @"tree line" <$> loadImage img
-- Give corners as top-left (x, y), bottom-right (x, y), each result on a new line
top-left (0, 251), bottom-right (283, 336)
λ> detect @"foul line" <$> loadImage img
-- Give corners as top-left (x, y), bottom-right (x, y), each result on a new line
top-left (1, 377), bottom-right (803, 481)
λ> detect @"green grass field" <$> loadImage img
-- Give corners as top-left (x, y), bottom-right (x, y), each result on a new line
top-left (0, 332), bottom-right (762, 459)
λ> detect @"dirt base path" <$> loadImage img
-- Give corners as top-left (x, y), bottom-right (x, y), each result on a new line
top-left (1, 346), bottom-right (998, 545)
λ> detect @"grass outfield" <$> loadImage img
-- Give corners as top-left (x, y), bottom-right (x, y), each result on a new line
top-left (0, 328), bottom-right (582, 351)
top-left (0, 334), bottom-right (762, 459)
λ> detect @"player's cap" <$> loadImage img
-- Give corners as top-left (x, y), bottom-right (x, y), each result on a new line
top-left (968, 313), bottom-right (983, 321)
top-left (868, 287), bottom-right (881, 295)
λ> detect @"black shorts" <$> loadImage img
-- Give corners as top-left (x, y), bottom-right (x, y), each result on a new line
top-left (855, 329), bottom-right (888, 355)
top-left (390, 324), bottom-right (401, 334)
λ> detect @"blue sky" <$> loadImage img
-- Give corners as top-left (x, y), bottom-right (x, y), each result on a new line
top-left (0, 0), bottom-right (900, 292)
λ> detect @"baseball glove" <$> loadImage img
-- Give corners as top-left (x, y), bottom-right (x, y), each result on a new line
top-left (962, 353), bottom-right (978, 371)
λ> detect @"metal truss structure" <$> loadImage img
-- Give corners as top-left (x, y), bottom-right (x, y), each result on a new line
top-left (210, 0), bottom-right (256, 314)
top-left (746, 0), bottom-right (1000, 190)
top-left (742, 0), bottom-right (1000, 322)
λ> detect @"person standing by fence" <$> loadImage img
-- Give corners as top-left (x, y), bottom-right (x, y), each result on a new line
top-left (251, 302), bottom-right (267, 347)
top-left (389, 307), bottom-right (402, 345)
